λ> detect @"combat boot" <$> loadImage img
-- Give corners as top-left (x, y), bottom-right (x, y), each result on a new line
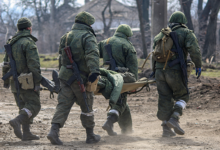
top-left (47, 123), bottom-right (63, 145)
top-left (22, 124), bottom-right (40, 141)
top-left (102, 115), bottom-right (118, 136)
top-left (167, 117), bottom-right (185, 135)
top-left (161, 121), bottom-right (176, 137)
top-left (86, 128), bottom-right (101, 144)
top-left (9, 114), bottom-right (28, 139)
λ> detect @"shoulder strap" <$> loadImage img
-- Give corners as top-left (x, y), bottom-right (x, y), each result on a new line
top-left (65, 32), bottom-right (70, 47)
top-left (106, 38), bottom-right (111, 45)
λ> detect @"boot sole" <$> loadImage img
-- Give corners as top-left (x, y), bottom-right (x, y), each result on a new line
top-left (166, 121), bottom-right (185, 135)
top-left (22, 136), bottom-right (40, 141)
top-left (86, 136), bottom-right (101, 144)
top-left (102, 125), bottom-right (117, 136)
top-left (47, 135), bottom-right (63, 145)
top-left (9, 120), bottom-right (22, 139)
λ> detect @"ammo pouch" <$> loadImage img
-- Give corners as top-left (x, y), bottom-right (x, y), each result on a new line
top-left (18, 72), bottom-right (34, 90)
top-left (187, 61), bottom-right (195, 78)
top-left (86, 75), bottom-right (100, 92)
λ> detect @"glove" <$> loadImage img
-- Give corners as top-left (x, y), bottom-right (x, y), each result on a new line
top-left (88, 73), bottom-right (99, 83)
top-left (3, 83), bottom-right (10, 89)
top-left (196, 68), bottom-right (201, 79)
top-left (34, 85), bottom-right (41, 92)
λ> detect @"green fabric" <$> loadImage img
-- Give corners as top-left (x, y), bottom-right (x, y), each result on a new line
top-left (155, 69), bottom-right (189, 121)
top-left (108, 93), bottom-right (132, 133)
top-left (115, 24), bottom-right (133, 37)
top-left (75, 11), bottom-right (95, 25)
top-left (98, 68), bottom-right (123, 105)
top-left (3, 30), bottom-right (42, 92)
top-left (154, 25), bottom-right (202, 69)
top-left (17, 17), bottom-right (32, 30)
top-left (98, 31), bottom-right (138, 79)
top-left (169, 11), bottom-right (187, 24)
top-left (51, 80), bottom-right (94, 128)
top-left (13, 90), bottom-right (40, 124)
top-left (58, 23), bottom-right (100, 83)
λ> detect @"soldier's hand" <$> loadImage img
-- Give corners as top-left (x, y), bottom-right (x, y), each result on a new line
top-left (34, 86), bottom-right (40, 92)
top-left (88, 73), bottom-right (99, 83)
top-left (196, 68), bottom-right (201, 79)
top-left (3, 83), bottom-right (10, 89)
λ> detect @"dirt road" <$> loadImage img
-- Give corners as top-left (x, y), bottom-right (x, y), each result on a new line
top-left (0, 70), bottom-right (220, 150)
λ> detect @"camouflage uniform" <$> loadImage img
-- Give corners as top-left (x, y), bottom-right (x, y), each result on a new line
top-left (47, 11), bottom-right (100, 145)
top-left (3, 18), bottom-right (41, 141)
top-left (153, 11), bottom-right (202, 136)
top-left (98, 24), bottom-right (138, 135)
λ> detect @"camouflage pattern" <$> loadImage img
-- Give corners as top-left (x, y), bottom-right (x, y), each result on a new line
top-left (13, 90), bottom-right (40, 124)
top-left (53, 18), bottom-right (99, 129)
top-left (169, 11), bottom-right (187, 24)
top-left (51, 80), bottom-right (95, 128)
top-left (3, 30), bottom-right (42, 93)
top-left (2, 29), bottom-right (41, 123)
top-left (17, 17), bottom-right (32, 30)
top-left (98, 24), bottom-right (138, 133)
top-left (75, 11), bottom-right (95, 25)
top-left (155, 69), bottom-right (189, 121)
top-left (154, 12), bottom-right (202, 121)
top-left (58, 23), bottom-right (100, 83)
top-left (116, 24), bottom-right (133, 37)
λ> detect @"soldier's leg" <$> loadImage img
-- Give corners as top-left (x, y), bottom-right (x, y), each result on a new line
top-left (10, 91), bottom-right (41, 140)
top-left (165, 69), bottom-right (189, 135)
top-left (47, 80), bottom-right (75, 145)
top-left (72, 81), bottom-right (100, 144)
top-left (155, 69), bottom-right (176, 137)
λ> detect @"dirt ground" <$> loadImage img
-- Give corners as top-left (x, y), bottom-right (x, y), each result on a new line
top-left (0, 69), bottom-right (220, 150)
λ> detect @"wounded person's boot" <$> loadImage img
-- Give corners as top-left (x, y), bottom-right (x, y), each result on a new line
top-left (9, 114), bottom-right (28, 139)
top-left (47, 123), bottom-right (63, 145)
top-left (102, 115), bottom-right (118, 136)
top-left (22, 124), bottom-right (40, 141)
top-left (86, 128), bottom-right (101, 144)
top-left (161, 121), bottom-right (176, 137)
top-left (167, 118), bottom-right (185, 135)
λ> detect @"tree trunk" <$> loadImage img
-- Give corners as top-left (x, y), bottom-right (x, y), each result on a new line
top-left (198, 0), bottom-right (203, 17)
top-left (142, 0), bottom-right (150, 31)
top-left (202, 0), bottom-right (220, 60)
top-left (180, 0), bottom-right (194, 30)
top-left (101, 0), bottom-right (113, 37)
top-left (50, 0), bottom-right (56, 53)
top-left (136, 0), bottom-right (147, 58)
top-left (198, 0), bottom-right (213, 52)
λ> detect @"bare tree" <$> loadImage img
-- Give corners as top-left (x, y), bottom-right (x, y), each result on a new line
top-left (102, 0), bottom-right (113, 36)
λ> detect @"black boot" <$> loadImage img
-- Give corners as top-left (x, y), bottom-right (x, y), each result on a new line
top-left (102, 115), bottom-right (118, 136)
top-left (47, 124), bottom-right (63, 145)
top-left (9, 114), bottom-right (28, 139)
top-left (161, 121), bottom-right (176, 137)
top-left (86, 128), bottom-right (101, 144)
top-left (22, 124), bottom-right (40, 141)
top-left (167, 118), bottom-right (185, 135)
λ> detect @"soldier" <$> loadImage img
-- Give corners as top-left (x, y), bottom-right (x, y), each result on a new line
top-left (98, 24), bottom-right (138, 136)
top-left (153, 11), bottom-right (202, 137)
top-left (47, 11), bottom-right (101, 145)
top-left (2, 18), bottom-right (42, 141)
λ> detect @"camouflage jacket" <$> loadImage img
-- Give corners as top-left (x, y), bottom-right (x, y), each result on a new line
top-left (153, 25), bottom-right (202, 69)
top-left (3, 30), bottom-right (42, 92)
top-left (58, 23), bottom-right (100, 83)
top-left (98, 32), bottom-right (138, 79)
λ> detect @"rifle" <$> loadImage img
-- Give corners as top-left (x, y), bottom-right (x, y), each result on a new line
top-left (64, 46), bottom-right (90, 112)
top-left (104, 44), bottom-right (118, 71)
top-left (2, 44), bottom-right (21, 106)
top-left (169, 32), bottom-right (188, 93)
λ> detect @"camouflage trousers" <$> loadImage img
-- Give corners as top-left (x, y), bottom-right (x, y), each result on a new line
top-left (13, 90), bottom-right (41, 124)
top-left (108, 93), bottom-right (132, 133)
top-left (155, 69), bottom-right (189, 121)
top-left (51, 80), bottom-right (95, 129)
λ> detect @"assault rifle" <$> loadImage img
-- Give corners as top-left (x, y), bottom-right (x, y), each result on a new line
top-left (169, 32), bottom-right (189, 93)
top-left (104, 44), bottom-right (118, 71)
top-left (2, 44), bottom-right (21, 106)
top-left (64, 46), bottom-right (90, 112)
